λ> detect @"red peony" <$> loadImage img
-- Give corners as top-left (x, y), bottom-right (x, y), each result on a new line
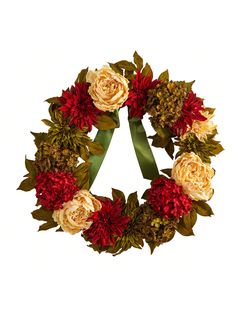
top-left (59, 82), bottom-right (101, 131)
top-left (84, 198), bottom-right (130, 247)
top-left (35, 171), bottom-right (79, 210)
top-left (147, 176), bottom-right (192, 219)
top-left (172, 91), bottom-right (206, 136)
top-left (125, 71), bottom-right (159, 119)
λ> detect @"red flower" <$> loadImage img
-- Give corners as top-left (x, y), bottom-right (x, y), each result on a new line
top-left (35, 171), bottom-right (79, 210)
top-left (59, 82), bottom-right (101, 131)
top-left (147, 176), bottom-right (192, 219)
top-left (84, 199), bottom-right (130, 247)
top-left (172, 91), bottom-right (206, 136)
top-left (125, 71), bottom-right (159, 119)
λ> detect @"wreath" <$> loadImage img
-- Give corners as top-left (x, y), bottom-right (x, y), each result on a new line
top-left (18, 52), bottom-right (223, 255)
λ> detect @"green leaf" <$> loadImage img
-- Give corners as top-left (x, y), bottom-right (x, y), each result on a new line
top-left (115, 60), bottom-right (136, 71)
top-left (75, 67), bottom-right (89, 83)
top-left (56, 227), bottom-right (63, 232)
top-left (142, 63), bottom-right (153, 77)
top-left (108, 63), bottom-right (123, 75)
top-left (17, 177), bottom-right (35, 191)
top-left (48, 103), bottom-right (63, 123)
top-left (80, 145), bottom-right (90, 161)
top-left (161, 168), bottom-right (172, 177)
top-left (31, 207), bottom-right (53, 221)
top-left (183, 209), bottom-right (197, 229)
top-left (87, 141), bottom-right (104, 155)
top-left (112, 188), bottom-right (125, 204)
top-left (211, 143), bottom-right (224, 155)
top-left (149, 127), bottom-right (172, 148)
top-left (133, 51), bottom-right (143, 70)
top-left (141, 189), bottom-right (149, 200)
top-left (193, 201), bottom-right (214, 216)
top-left (45, 97), bottom-right (60, 105)
top-left (205, 107), bottom-right (215, 115)
top-left (38, 220), bottom-right (58, 231)
top-left (148, 242), bottom-right (158, 254)
top-left (165, 140), bottom-right (174, 159)
top-left (176, 220), bottom-right (194, 236)
top-left (74, 162), bottom-right (90, 189)
top-left (176, 210), bottom-right (197, 236)
top-left (190, 209), bottom-right (197, 227)
top-left (158, 70), bottom-right (169, 82)
top-left (185, 80), bottom-right (195, 92)
top-left (41, 119), bottom-right (54, 128)
top-left (124, 69), bottom-right (134, 80)
top-left (25, 158), bottom-right (35, 174)
top-left (124, 191), bottom-right (139, 217)
top-left (127, 191), bottom-right (138, 205)
top-left (95, 114), bottom-right (117, 130)
top-left (31, 132), bottom-right (48, 148)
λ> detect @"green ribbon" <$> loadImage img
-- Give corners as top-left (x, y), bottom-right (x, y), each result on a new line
top-left (88, 128), bottom-right (115, 188)
top-left (128, 118), bottom-right (159, 180)
top-left (89, 112), bottom-right (159, 188)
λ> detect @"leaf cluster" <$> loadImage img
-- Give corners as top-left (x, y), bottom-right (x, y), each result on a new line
top-left (17, 158), bottom-right (37, 191)
top-left (175, 132), bottom-right (224, 163)
top-left (109, 51), bottom-right (153, 84)
top-left (31, 206), bottom-right (59, 231)
top-left (176, 200), bottom-right (214, 236)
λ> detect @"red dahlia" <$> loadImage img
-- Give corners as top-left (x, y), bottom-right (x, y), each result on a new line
top-left (147, 176), bottom-right (192, 219)
top-left (84, 199), bottom-right (130, 247)
top-left (59, 82), bottom-right (101, 131)
top-left (35, 171), bottom-right (79, 210)
top-left (125, 71), bottom-right (159, 119)
top-left (172, 91), bottom-right (206, 136)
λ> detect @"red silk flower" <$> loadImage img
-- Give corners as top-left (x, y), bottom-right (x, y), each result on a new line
top-left (84, 198), bottom-right (130, 248)
top-left (59, 82), bottom-right (101, 131)
top-left (172, 91), bottom-right (206, 136)
top-left (147, 176), bottom-right (192, 219)
top-left (35, 171), bottom-right (79, 210)
top-left (125, 71), bottom-right (159, 119)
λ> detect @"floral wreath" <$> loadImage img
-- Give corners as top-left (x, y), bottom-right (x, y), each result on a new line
top-left (18, 52), bottom-right (223, 255)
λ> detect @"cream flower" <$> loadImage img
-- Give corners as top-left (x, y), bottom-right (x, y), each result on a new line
top-left (52, 190), bottom-right (101, 235)
top-left (171, 152), bottom-right (215, 201)
top-left (86, 65), bottom-right (129, 112)
top-left (181, 110), bottom-right (217, 142)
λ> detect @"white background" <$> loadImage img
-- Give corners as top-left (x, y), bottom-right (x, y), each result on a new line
top-left (0, 0), bottom-right (235, 313)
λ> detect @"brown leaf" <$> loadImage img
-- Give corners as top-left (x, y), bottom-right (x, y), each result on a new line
top-left (31, 207), bottom-right (53, 221)
top-left (95, 115), bottom-right (117, 130)
top-left (108, 63), bottom-right (123, 75)
top-left (88, 141), bottom-right (104, 155)
top-left (75, 67), bottom-right (89, 83)
top-left (193, 201), bottom-right (214, 216)
top-left (158, 70), bottom-right (169, 82)
top-left (38, 220), bottom-right (58, 231)
top-left (133, 51), bottom-right (143, 70)
top-left (142, 63), bottom-right (153, 77)
top-left (115, 60), bottom-right (136, 71)
top-left (17, 177), bottom-right (35, 192)
top-left (73, 162), bottom-right (90, 189)
top-left (112, 188), bottom-right (125, 204)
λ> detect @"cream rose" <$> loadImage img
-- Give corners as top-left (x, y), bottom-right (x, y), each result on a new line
top-left (171, 152), bottom-right (215, 201)
top-left (86, 65), bottom-right (129, 111)
top-left (181, 110), bottom-right (217, 142)
top-left (52, 190), bottom-right (101, 235)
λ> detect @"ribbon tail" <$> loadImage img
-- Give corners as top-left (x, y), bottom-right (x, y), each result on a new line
top-left (88, 129), bottom-right (115, 188)
top-left (128, 118), bottom-right (159, 180)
